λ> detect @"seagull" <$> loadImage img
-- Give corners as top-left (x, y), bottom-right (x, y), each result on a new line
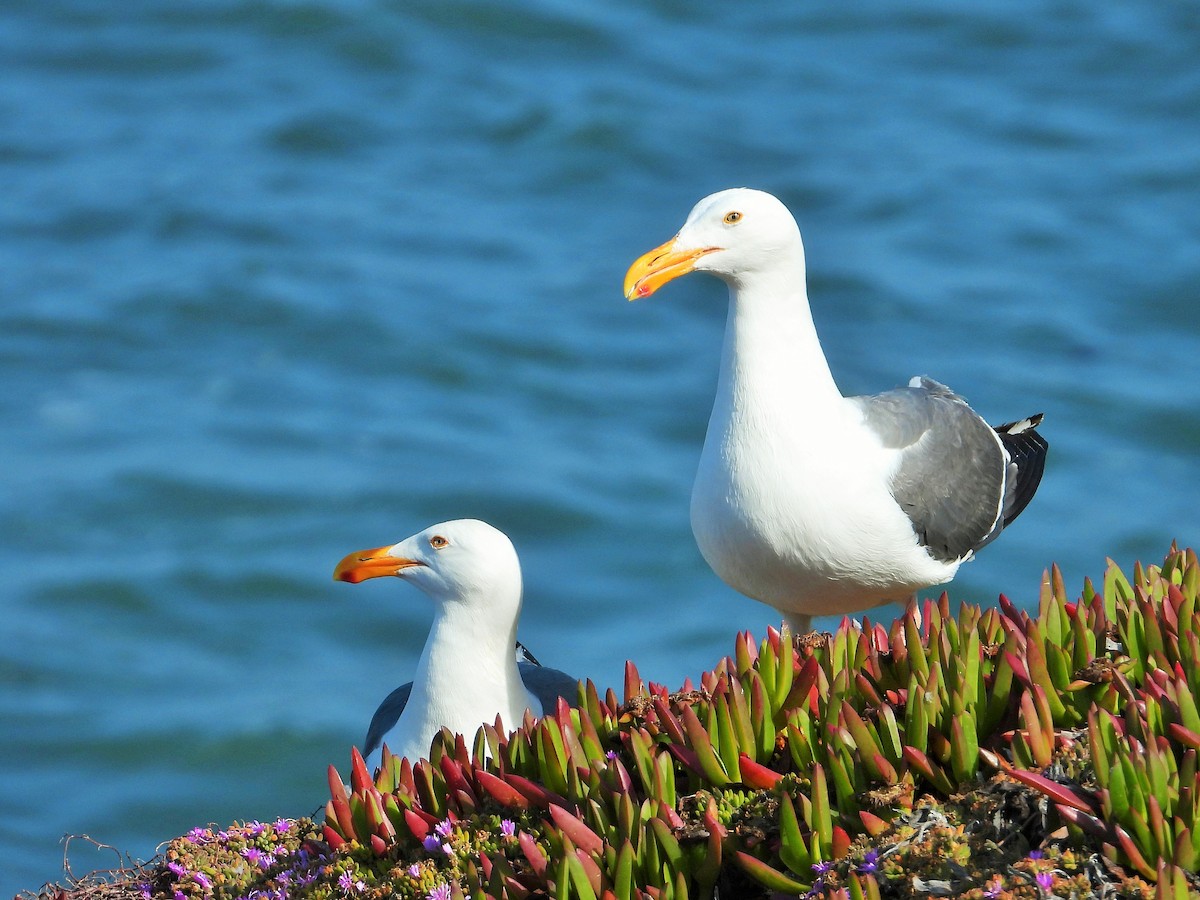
top-left (624, 188), bottom-right (1048, 633)
top-left (333, 519), bottom-right (578, 770)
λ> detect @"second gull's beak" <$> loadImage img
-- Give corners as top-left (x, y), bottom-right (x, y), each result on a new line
top-left (333, 545), bottom-right (426, 584)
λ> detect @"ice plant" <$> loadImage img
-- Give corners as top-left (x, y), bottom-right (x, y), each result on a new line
top-left (336, 872), bottom-right (364, 894)
top-left (421, 834), bottom-right (452, 855)
top-left (310, 545), bottom-right (1200, 896)
top-left (24, 546), bottom-right (1200, 900)
top-left (857, 849), bottom-right (879, 874)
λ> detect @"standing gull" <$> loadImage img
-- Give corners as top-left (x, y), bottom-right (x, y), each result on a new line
top-left (624, 188), bottom-right (1048, 633)
top-left (334, 519), bottom-right (578, 771)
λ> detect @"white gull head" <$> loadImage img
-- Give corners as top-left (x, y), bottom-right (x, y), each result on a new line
top-left (625, 188), bottom-right (806, 299)
top-left (335, 518), bottom-right (523, 614)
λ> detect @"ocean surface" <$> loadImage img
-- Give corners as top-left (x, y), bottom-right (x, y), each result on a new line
top-left (3, 0), bottom-right (1199, 893)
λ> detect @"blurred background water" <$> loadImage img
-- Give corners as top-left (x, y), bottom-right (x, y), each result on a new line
top-left (2, 0), bottom-right (1198, 893)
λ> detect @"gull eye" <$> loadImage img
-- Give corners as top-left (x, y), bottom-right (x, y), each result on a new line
top-left (429, 535), bottom-right (449, 550)
top-left (723, 211), bottom-right (743, 225)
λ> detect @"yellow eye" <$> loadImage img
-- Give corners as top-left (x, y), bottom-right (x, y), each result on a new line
top-left (723, 211), bottom-right (742, 225)
top-left (429, 535), bottom-right (449, 549)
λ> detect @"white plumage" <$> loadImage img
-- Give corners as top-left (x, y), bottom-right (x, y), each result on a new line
top-left (625, 189), bottom-right (1047, 632)
top-left (333, 519), bottom-right (576, 771)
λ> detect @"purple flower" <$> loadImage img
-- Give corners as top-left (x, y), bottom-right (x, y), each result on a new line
top-left (421, 834), bottom-right (452, 855)
top-left (167, 862), bottom-right (187, 878)
top-left (174, 892), bottom-right (187, 900)
top-left (1029, 849), bottom-right (1044, 860)
top-left (434, 819), bottom-right (454, 838)
top-left (273, 818), bottom-right (292, 833)
top-left (186, 827), bottom-right (211, 844)
top-left (246, 821), bottom-right (266, 836)
top-left (407, 864), bottom-right (421, 878)
top-left (137, 884), bottom-right (152, 900)
top-left (242, 848), bottom-right (265, 866)
top-left (500, 819), bottom-right (516, 838)
top-left (605, 750), bottom-right (617, 760)
top-left (427, 886), bottom-right (451, 900)
top-left (857, 849), bottom-right (878, 874)
top-left (983, 876), bottom-right (1003, 898)
top-left (811, 860), bottom-right (832, 874)
top-left (337, 872), bottom-right (365, 894)
top-left (193, 872), bottom-right (212, 892)
top-left (1036, 870), bottom-right (1053, 890)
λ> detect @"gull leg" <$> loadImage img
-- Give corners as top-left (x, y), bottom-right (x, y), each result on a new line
top-left (784, 611), bottom-right (812, 635)
top-left (909, 592), bottom-right (922, 628)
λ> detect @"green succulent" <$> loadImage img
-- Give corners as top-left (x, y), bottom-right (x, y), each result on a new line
top-left (26, 546), bottom-right (1200, 900)
top-left (312, 546), bottom-right (1200, 897)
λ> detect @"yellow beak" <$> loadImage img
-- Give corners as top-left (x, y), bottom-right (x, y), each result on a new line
top-left (333, 545), bottom-right (426, 584)
top-left (623, 237), bottom-right (718, 300)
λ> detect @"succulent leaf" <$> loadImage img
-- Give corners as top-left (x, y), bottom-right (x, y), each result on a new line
top-left (732, 851), bottom-right (808, 893)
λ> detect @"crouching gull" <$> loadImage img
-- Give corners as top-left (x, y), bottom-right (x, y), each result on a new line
top-left (624, 188), bottom-right (1048, 633)
top-left (333, 519), bottom-right (578, 771)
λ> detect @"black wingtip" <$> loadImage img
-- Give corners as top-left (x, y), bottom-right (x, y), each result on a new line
top-left (995, 412), bottom-right (1044, 434)
top-left (515, 640), bottom-right (543, 667)
top-left (995, 414), bottom-right (1048, 527)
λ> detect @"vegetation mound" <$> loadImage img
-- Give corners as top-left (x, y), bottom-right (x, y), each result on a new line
top-left (24, 547), bottom-right (1200, 899)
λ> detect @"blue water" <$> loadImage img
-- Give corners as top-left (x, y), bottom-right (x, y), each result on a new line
top-left (3, 1), bottom-right (1199, 894)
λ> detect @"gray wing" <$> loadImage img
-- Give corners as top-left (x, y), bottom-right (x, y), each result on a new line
top-left (853, 377), bottom-right (1011, 564)
top-left (362, 663), bottom-right (580, 759)
top-left (363, 682), bottom-right (412, 759)
top-left (522, 665), bottom-right (581, 712)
